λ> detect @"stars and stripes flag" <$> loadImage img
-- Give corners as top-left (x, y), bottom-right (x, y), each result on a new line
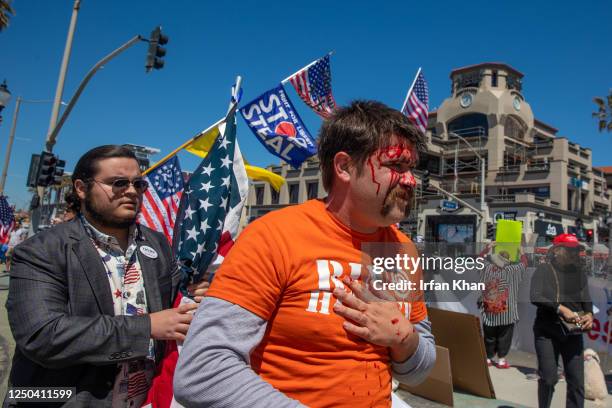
top-left (172, 103), bottom-right (248, 289)
top-left (126, 303), bottom-right (144, 316)
top-left (127, 370), bottom-right (149, 399)
top-left (286, 54), bottom-right (337, 118)
top-left (401, 68), bottom-right (429, 134)
top-left (138, 156), bottom-right (184, 243)
top-left (144, 83), bottom-right (248, 408)
top-left (123, 263), bottom-right (141, 285)
top-left (0, 196), bottom-right (15, 245)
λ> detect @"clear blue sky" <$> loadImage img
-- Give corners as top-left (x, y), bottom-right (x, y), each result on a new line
top-left (1, 0), bottom-right (611, 209)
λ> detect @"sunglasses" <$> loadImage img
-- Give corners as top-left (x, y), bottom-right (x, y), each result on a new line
top-left (93, 177), bottom-right (149, 193)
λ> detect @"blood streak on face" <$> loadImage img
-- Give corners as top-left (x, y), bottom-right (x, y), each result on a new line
top-left (366, 142), bottom-right (418, 197)
top-left (367, 157), bottom-right (382, 195)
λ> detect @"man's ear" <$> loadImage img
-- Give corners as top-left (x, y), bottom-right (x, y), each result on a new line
top-left (74, 180), bottom-right (88, 201)
top-left (333, 152), bottom-right (352, 184)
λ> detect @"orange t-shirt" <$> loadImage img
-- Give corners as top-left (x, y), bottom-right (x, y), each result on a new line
top-left (206, 199), bottom-right (427, 408)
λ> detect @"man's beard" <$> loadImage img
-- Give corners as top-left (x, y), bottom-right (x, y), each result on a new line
top-left (84, 193), bottom-right (139, 229)
top-left (381, 186), bottom-right (414, 217)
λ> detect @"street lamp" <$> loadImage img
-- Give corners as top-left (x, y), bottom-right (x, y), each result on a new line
top-left (449, 132), bottom-right (488, 240)
top-left (0, 80), bottom-right (12, 123)
top-left (0, 98), bottom-right (57, 195)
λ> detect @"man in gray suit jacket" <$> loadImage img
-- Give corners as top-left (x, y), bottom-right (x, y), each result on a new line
top-left (5, 145), bottom-right (206, 407)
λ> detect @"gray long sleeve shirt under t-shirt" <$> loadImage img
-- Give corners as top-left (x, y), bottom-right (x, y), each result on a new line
top-left (173, 297), bottom-right (436, 407)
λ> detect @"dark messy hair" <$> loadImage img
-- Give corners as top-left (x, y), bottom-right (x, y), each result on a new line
top-left (317, 100), bottom-right (426, 192)
top-left (67, 145), bottom-right (138, 212)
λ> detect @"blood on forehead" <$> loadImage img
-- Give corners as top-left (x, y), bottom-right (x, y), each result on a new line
top-left (375, 143), bottom-right (419, 166)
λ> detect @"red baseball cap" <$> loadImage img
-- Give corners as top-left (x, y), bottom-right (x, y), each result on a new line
top-left (552, 233), bottom-right (583, 248)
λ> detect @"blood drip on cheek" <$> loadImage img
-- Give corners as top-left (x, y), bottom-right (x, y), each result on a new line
top-left (389, 169), bottom-right (401, 189)
top-left (367, 156), bottom-right (382, 195)
top-left (369, 145), bottom-right (417, 196)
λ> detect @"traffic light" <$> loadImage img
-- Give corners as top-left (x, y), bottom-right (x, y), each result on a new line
top-left (486, 222), bottom-right (495, 240)
top-left (421, 170), bottom-right (430, 191)
top-left (585, 229), bottom-right (593, 243)
top-left (36, 151), bottom-right (65, 187)
top-left (145, 26), bottom-right (168, 72)
top-left (26, 154), bottom-right (41, 187)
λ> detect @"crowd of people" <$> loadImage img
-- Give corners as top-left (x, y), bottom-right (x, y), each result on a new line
top-left (2, 100), bottom-right (601, 408)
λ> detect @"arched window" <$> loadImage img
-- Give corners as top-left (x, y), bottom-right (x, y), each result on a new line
top-left (505, 115), bottom-right (527, 140)
top-left (447, 114), bottom-right (488, 138)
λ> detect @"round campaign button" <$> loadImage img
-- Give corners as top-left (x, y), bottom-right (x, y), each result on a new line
top-left (139, 245), bottom-right (158, 259)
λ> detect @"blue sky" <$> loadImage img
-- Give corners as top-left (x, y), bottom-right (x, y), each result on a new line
top-left (1, 0), bottom-right (611, 209)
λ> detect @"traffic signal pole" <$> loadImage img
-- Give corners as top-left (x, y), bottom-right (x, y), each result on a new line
top-left (45, 35), bottom-right (144, 152)
top-left (429, 183), bottom-right (485, 219)
top-left (46, 0), bottom-right (81, 151)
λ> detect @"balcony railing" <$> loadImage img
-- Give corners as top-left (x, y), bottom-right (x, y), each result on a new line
top-left (439, 179), bottom-right (481, 194)
top-left (488, 195), bottom-right (516, 203)
top-left (499, 165), bottom-right (521, 174)
top-left (526, 163), bottom-right (550, 172)
top-left (449, 126), bottom-right (487, 138)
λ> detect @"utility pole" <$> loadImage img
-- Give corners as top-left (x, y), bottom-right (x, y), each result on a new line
top-left (46, 0), bottom-right (81, 153)
top-left (47, 0), bottom-right (81, 151)
top-left (0, 96), bottom-right (21, 194)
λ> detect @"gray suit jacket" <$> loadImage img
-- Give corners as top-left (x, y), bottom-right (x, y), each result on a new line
top-left (5, 217), bottom-right (180, 407)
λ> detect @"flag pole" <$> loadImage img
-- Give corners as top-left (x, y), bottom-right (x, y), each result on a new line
top-left (401, 67), bottom-right (422, 113)
top-left (280, 51), bottom-right (334, 85)
top-left (142, 117), bottom-right (225, 176)
top-left (230, 75), bottom-right (242, 111)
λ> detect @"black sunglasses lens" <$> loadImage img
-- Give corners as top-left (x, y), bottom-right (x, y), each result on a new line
top-left (112, 179), bottom-right (130, 189)
top-left (133, 180), bottom-right (148, 191)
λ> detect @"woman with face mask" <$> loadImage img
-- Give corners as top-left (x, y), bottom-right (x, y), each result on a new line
top-left (530, 233), bottom-right (594, 408)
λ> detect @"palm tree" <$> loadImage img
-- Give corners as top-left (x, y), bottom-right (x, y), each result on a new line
top-left (0, 0), bottom-right (14, 31)
top-left (593, 90), bottom-right (612, 132)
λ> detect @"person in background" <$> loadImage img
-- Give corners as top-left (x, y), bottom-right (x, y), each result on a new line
top-left (479, 242), bottom-right (527, 369)
top-left (5, 221), bottom-right (28, 271)
top-left (530, 233), bottom-right (593, 408)
top-left (62, 191), bottom-right (79, 222)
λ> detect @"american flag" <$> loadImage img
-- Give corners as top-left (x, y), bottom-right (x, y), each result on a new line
top-left (139, 156), bottom-right (184, 243)
top-left (172, 105), bottom-right (248, 290)
top-left (126, 303), bottom-right (145, 315)
top-left (401, 69), bottom-right (429, 134)
top-left (123, 263), bottom-right (141, 285)
top-left (288, 54), bottom-right (336, 118)
top-left (0, 196), bottom-right (15, 245)
top-left (127, 370), bottom-right (149, 398)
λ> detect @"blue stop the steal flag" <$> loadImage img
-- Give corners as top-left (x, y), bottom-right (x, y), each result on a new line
top-left (240, 85), bottom-right (316, 169)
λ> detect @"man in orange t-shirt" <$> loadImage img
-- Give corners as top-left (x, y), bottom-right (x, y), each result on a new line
top-left (175, 101), bottom-right (436, 408)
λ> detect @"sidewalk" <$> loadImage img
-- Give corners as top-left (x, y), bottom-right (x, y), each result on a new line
top-left (0, 269), bottom-right (14, 400)
top-left (398, 349), bottom-right (611, 408)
